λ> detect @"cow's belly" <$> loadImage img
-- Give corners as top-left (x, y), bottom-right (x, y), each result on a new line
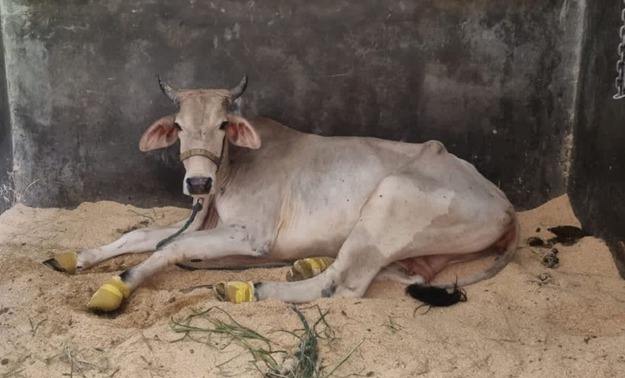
top-left (269, 145), bottom-right (400, 258)
top-left (270, 200), bottom-right (363, 259)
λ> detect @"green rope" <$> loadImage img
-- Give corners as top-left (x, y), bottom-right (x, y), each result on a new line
top-left (155, 200), bottom-right (204, 250)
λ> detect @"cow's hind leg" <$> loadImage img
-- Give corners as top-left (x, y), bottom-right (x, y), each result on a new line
top-left (253, 234), bottom-right (386, 303)
top-left (219, 221), bottom-right (391, 303)
top-left (212, 257), bottom-right (335, 303)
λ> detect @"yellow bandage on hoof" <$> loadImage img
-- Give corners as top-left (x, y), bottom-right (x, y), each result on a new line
top-left (43, 251), bottom-right (78, 274)
top-left (87, 276), bottom-right (130, 312)
top-left (214, 281), bottom-right (255, 304)
top-left (286, 257), bottom-right (335, 282)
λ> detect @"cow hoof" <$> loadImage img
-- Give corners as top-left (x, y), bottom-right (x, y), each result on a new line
top-left (286, 257), bottom-right (335, 282)
top-left (214, 281), bottom-right (255, 304)
top-left (87, 276), bottom-right (130, 312)
top-left (43, 252), bottom-right (78, 274)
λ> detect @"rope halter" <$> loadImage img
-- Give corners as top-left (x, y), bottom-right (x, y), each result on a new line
top-left (179, 135), bottom-right (227, 168)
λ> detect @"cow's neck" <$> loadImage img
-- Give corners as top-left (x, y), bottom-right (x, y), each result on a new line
top-left (200, 141), bottom-right (234, 230)
top-left (215, 140), bottom-right (235, 198)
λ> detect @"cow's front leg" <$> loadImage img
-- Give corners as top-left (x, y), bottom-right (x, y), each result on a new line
top-left (43, 224), bottom-right (185, 274)
top-left (46, 201), bottom-right (210, 274)
top-left (87, 225), bottom-right (267, 311)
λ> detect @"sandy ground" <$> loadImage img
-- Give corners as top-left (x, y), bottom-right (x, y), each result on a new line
top-left (0, 195), bottom-right (624, 378)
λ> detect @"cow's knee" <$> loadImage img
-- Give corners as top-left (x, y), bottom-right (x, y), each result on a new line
top-left (332, 266), bottom-right (379, 298)
top-left (333, 285), bottom-right (366, 298)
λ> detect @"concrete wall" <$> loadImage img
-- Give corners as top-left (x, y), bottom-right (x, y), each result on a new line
top-left (0, 0), bottom-right (585, 210)
top-left (569, 1), bottom-right (625, 278)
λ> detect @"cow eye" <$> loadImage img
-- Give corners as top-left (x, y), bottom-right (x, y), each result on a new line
top-left (219, 121), bottom-right (229, 130)
top-left (174, 122), bottom-right (182, 131)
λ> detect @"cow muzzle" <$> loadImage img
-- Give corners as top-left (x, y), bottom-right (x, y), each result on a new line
top-left (186, 177), bottom-right (213, 195)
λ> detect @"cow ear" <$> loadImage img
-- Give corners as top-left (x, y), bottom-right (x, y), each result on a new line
top-left (139, 115), bottom-right (179, 152)
top-left (225, 115), bottom-right (261, 149)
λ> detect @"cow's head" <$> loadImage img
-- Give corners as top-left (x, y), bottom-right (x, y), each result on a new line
top-left (139, 76), bottom-right (261, 197)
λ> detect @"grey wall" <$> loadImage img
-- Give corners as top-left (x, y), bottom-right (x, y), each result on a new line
top-left (569, 1), bottom-right (625, 278)
top-left (0, 0), bottom-right (584, 210)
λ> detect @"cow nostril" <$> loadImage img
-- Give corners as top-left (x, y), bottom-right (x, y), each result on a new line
top-left (186, 177), bottom-right (210, 186)
top-left (186, 177), bottom-right (213, 194)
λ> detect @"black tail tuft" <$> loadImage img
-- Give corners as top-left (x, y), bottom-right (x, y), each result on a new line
top-left (405, 284), bottom-right (467, 307)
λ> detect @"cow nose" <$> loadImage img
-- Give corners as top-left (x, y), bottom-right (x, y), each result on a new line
top-left (186, 177), bottom-right (213, 195)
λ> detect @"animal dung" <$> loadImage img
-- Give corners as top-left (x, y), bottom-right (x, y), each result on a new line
top-left (527, 225), bottom-right (589, 249)
top-left (527, 236), bottom-right (546, 247)
top-left (542, 248), bottom-right (560, 269)
top-left (547, 225), bottom-right (589, 246)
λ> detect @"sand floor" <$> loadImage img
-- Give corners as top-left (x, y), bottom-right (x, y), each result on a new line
top-left (0, 195), bottom-right (624, 377)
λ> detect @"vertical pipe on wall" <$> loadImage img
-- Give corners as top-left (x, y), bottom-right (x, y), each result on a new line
top-left (560, 0), bottom-right (587, 190)
top-left (0, 2), bottom-right (14, 214)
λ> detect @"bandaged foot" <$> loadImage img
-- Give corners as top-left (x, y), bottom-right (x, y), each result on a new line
top-left (286, 257), bottom-right (335, 281)
top-left (43, 251), bottom-right (78, 274)
top-left (87, 276), bottom-right (130, 312)
top-left (214, 281), bottom-right (255, 304)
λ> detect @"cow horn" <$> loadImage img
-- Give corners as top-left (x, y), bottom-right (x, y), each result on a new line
top-left (229, 75), bottom-right (248, 100)
top-left (157, 75), bottom-right (178, 103)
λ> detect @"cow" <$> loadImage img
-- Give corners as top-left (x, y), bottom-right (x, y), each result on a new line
top-left (44, 76), bottom-right (519, 312)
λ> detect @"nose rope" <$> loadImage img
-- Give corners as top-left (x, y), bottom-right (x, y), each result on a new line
top-left (161, 137), bottom-right (226, 249)
top-left (155, 198), bottom-right (204, 250)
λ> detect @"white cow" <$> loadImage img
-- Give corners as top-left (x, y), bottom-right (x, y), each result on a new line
top-left (45, 76), bottom-right (519, 311)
